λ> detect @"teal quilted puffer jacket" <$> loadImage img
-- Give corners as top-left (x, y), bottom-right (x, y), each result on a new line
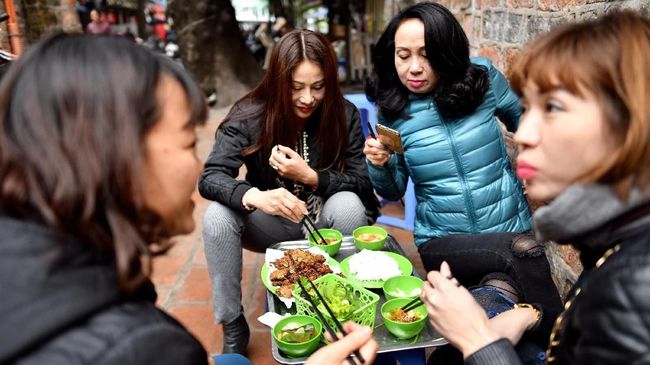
top-left (368, 57), bottom-right (531, 246)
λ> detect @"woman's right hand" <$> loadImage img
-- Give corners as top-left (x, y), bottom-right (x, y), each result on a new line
top-left (305, 322), bottom-right (378, 365)
top-left (422, 262), bottom-right (501, 358)
top-left (363, 137), bottom-right (390, 166)
top-left (242, 188), bottom-right (307, 223)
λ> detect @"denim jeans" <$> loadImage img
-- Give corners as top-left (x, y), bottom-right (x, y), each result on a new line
top-left (427, 287), bottom-right (547, 365)
top-left (418, 232), bottom-right (563, 349)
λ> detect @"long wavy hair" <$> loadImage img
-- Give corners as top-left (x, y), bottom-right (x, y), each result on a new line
top-left (366, 2), bottom-right (489, 122)
top-left (231, 30), bottom-right (347, 173)
top-left (510, 10), bottom-right (650, 190)
top-left (0, 34), bottom-right (207, 292)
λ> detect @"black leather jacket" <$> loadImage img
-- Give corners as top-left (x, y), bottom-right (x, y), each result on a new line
top-left (199, 98), bottom-right (379, 220)
top-left (466, 206), bottom-right (650, 365)
top-left (0, 217), bottom-right (207, 365)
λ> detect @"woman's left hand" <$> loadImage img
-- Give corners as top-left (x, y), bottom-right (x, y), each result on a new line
top-left (422, 261), bottom-right (500, 358)
top-left (269, 145), bottom-right (318, 186)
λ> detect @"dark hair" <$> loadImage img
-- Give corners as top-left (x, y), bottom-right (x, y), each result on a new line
top-left (510, 10), bottom-right (650, 188)
top-left (366, 2), bottom-right (488, 121)
top-left (0, 34), bottom-right (207, 292)
top-left (231, 30), bottom-right (347, 173)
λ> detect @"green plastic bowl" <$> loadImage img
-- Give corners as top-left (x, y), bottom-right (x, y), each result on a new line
top-left (273, 315), bottom-right (323, 357)
top-left (307, 228), bottom-right (343, 257)
top-left (381, 298), bottom-right (428, 339)
top-left (352, 226), bottom-right (388, 251)
top-left (382, 275), bottom-right (424, 301)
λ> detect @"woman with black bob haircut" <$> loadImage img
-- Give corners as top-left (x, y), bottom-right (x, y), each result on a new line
top-left (364, 3), bottom-right (561, 362)
top-left (0, 34), bottom-right (210, 364)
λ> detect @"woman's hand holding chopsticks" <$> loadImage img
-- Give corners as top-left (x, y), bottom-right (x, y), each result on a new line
top-left (242, 186), bottom-right (307, 223)
top-left (305, 322), bottom-right (378, 365)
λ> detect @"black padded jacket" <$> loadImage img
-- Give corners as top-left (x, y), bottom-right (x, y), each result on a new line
top-left (198, 98), bottom-right (379, 220)
top-left (0, 217), bottom-right (207, 365)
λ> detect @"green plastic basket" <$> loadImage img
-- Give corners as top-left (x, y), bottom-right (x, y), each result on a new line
top-left (292, 274), bottom-right (380, 329)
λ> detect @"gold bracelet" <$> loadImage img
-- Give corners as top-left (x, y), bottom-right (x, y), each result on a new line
top-left (513, 303), bottom-right (541, 326)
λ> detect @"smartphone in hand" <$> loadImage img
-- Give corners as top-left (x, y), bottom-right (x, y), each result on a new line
top-left (376, 124), bottom-right (403, 154)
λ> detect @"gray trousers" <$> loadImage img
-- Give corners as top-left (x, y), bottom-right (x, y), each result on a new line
top-left (203, 191), bottom-right (370, 323)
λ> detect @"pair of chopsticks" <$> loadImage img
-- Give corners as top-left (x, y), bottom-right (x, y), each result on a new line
top-left (400, 296), bottom-right (424, 313)
top-left (274, 177), bottom-right (327, 244)
top-left (295, 276), bottom-right (366, 365)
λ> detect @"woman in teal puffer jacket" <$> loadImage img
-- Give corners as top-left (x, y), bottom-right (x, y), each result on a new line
top-left (364, 4), bottom-right (562, 362)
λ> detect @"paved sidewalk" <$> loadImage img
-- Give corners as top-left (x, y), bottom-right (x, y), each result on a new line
top-left (151, 107), bottom-right (420, 363)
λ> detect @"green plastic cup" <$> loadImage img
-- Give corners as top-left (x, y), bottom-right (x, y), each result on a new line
top-left (273, 315), bottom-right (323, 357)
top-left (381, 297), bottom-right (428, 339)
top-left (307, 228), bottom-right (343, 257)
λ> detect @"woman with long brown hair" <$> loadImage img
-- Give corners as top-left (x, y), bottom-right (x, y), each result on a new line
top-left (199, 29), bottom-right (378, 354)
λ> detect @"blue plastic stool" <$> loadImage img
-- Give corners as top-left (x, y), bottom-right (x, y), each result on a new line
top-left (344, 93), bottom-right (416, 231)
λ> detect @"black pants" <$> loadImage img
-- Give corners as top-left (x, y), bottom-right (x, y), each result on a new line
top-left (418, 232), bottom-right (563, 350)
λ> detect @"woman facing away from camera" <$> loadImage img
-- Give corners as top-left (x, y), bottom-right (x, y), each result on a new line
top-left (0, 34), bottom-right (377, 365)
top-left (198, 29), bottom-right (379, 354)
top-left (363, 2), bottom-right (562, 361)
top-left (422, 10), bottom-right (650, 365)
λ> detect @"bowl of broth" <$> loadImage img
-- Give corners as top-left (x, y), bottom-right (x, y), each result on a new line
top-left (273, 315), bottom-right (323, 357)
top-left (352, 226), bottom-right (388, 251)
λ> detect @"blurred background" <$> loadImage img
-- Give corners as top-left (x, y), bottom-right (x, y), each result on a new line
top-left (1, 0), bottom-right (646, 111)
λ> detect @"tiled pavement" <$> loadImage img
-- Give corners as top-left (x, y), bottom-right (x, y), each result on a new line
top-left (151, 107), bottom-right (420, 364)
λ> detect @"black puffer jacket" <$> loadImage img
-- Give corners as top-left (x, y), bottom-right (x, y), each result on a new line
top-left (198, 99), bottom-right (379, 220)
top-left (0, 217), bottom-right (207, 365)
top-left (466, 191), bottom-right (650, 365)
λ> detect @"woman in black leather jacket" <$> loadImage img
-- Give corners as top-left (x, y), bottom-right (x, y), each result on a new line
top-left (419, 10), bottom-right (650, 365)
top-left (198, 29), bottom-right (378, 354)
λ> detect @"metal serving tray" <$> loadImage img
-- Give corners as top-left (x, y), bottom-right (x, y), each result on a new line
top-left (267, 235), bottom-right (448, 364)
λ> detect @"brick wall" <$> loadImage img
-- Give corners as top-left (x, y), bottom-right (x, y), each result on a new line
top-left (383, 0), bottom-right (650, 295)
top-left (439, 0), bottom-right (649, 74)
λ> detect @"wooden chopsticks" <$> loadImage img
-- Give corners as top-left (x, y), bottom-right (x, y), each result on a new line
top-left (274, 177), bottom-right (327, 244)
top-left (295, 276), bottom-right (365, 365)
